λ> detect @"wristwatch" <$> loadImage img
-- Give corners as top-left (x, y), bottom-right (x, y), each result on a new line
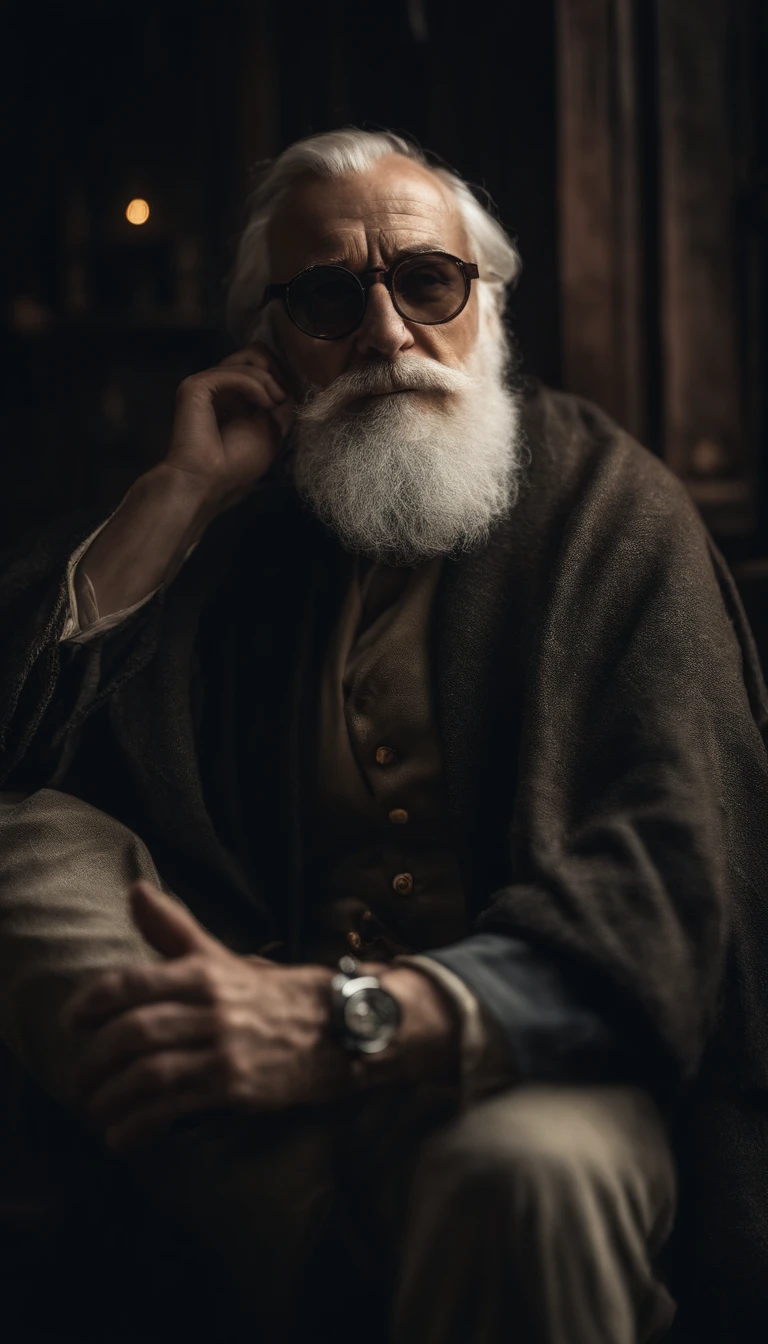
top-left (330, 954), bottom-right (402, 1055)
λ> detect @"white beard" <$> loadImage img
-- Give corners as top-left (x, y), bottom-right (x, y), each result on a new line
top-left (283, 311), bottom-right (528, 567)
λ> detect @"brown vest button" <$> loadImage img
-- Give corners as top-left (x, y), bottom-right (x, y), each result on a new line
top-left (388, 808), bottom-right (409, 825)
top-left (376, 746), bottom-right (396, 766)
top-left (346, 930), bottom-right (362, 952)
top-left (392, 872), bottom-right (413, 896)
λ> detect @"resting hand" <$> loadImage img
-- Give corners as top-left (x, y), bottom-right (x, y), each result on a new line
top-left (65, 882), bottom-right (343, 1154)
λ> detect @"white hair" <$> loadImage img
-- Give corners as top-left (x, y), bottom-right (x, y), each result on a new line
top-left (225, 128), bottom-right (522, 346)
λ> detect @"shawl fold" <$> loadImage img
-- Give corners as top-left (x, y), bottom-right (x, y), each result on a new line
top-left (2, 380), bottom-right (768, 1337)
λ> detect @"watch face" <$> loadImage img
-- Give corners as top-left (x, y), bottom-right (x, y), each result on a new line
top-left (344, 987), bottom-right (400, 1048)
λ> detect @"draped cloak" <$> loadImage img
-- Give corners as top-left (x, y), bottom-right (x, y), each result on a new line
top-left (1, 379), bottom-right (768, 1340)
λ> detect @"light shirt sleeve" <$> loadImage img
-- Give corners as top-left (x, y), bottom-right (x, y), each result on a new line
top-left (59, 513), bottom-right (198, 645)
top-left (395, 952), bottom-right (519, 1108)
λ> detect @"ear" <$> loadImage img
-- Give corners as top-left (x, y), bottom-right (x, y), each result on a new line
top-left (128, 881), bottom-right (220, 960)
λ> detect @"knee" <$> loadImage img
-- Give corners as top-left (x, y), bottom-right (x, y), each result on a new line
top-left (415, 1086), bottom-right (626, 1218)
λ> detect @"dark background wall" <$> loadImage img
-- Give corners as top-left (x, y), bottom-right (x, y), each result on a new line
top-left (3, 0), bottom-right (766, 646)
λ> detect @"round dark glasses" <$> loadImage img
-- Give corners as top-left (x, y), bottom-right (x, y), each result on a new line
top-left (261, 251), bottom-right (480, 340)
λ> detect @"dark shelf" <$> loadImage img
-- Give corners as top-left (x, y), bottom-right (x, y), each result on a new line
top-left (6, 314), bottom-right (221, 339)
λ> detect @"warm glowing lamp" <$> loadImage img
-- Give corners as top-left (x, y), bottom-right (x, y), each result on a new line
top-left (126, 198), bottom-right (150, 226)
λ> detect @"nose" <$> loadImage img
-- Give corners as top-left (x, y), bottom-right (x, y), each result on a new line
top-left (352, 277), bottom-right (415, 359)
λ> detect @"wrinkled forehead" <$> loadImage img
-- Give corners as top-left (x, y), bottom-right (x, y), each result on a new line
top-left (267, 154), bottom-right (471, 278)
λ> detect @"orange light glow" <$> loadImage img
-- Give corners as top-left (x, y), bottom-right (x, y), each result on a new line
top-left (126, 198), bottom-right (150, 226)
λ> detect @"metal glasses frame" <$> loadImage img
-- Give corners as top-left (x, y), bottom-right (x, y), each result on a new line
top-left (261, 251), bottom-right (480, 340)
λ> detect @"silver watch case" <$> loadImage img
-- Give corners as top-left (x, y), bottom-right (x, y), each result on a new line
top-left (331, 968), bottom-right (402, 1055)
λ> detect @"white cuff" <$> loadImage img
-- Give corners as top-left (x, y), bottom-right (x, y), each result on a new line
top-left (59, 512), bottom-right (198, 645)
top-left (396, 953), bottom-right (517, 1108)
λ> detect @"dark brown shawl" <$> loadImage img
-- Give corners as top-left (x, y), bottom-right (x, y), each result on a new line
top-left (2, 379), bottom-right (768, 1339)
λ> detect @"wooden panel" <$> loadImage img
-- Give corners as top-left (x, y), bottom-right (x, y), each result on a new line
top-left (235, 0), bottom-right (280, 197)
top-left (556, 0), bottom-right (647, 442)
top-left (657, 0), bottom-right (753, 535)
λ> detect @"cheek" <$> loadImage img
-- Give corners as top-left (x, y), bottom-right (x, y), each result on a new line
top-left (413, 293), bottom-right (480, 366)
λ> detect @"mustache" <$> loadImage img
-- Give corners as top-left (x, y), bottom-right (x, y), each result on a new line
top-left (295, 356), bottom-right (473, 425)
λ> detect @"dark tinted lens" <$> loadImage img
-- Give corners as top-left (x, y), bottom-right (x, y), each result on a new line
top-left (394, 255), bottom-right (467, 323)
top-left (288, 266), bottom-right (363, 337)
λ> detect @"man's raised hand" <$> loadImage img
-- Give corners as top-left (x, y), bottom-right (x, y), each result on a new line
top-left (164, 342), bottom-right (295, 514)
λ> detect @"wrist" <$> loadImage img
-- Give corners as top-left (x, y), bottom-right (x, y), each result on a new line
top-left (131, 465), bottom-right (232, 585)
top-left (353, 963), bottom-right (460, 1087)
top-left (154, 455), bottom-right (270, 525)
top-left (386, 965), bottom-right (460, 1072)
top-left (145, 462), bottom-right (226, 535)
top-left (77, 464), bottom-right (222, 620)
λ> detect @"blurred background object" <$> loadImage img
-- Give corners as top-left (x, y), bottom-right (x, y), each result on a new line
top-left (2, 0), bottom-right (766, 654)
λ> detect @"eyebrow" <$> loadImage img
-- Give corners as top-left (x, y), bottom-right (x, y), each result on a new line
top-left (317, 242), bottom-right (449, 270)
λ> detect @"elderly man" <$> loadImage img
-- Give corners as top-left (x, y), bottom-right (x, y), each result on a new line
top-left (1, 129), bottom-right (767, 1344)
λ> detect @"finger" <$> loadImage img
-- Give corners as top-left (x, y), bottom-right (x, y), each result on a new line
top-left (87, 1047), bottom-right (221, 1131)
top-left (269, 396), bottom-right (297, 441)
top-left (258, 372), bottom-right (288, 404)
top-left (179, 369), bottom-right (284, 415)
top-left (69, 1003), bottom-right (218, 1101)
top-left (218, 342), bottom-right (289, 386)
top-left (215, 358), bottom-right (288, 404)
top-left (208, 371), bottom-right (285, 414)
top-left (104, 1089), bottom-right (219, 1155)
top-left (67, 956), bottom-right (219, 1028)
top-left (128, 881), bottom-right (221, 959)
top-left (216, 366), bottom-right (287, 404)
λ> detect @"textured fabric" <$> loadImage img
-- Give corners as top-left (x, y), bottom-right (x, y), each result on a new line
top-left (0, 789), bottom-right (674, 1341)
top-left (56, 483), bottom-right (610, 1103)
top-left (401, 952), bottom-right (521, 1104)
top-left (429, 931), bottom-right (628, 1082)
top-left (304, 547), bottom-right (517, 1099)
top-left (0, 789), bottom-right (163, 1096)
top-left (60, 512), bottom-right (129, 643)
top-left (303, 550), bottom-right (468, 960)
top-left (395, 1083), bottom-right (677, 1344)
top-left (60, 511), bottom-right (198, 644)
top-left (58, 517), bottom-right (511, 1096)
top-left (123, 1080), bottom-right (676, 1344)
top-left (1, 380), bottom-right (767, 1338)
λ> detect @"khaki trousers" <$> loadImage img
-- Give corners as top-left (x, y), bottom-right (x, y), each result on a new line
top-left (0, 790), bottom-right (677, 1344)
